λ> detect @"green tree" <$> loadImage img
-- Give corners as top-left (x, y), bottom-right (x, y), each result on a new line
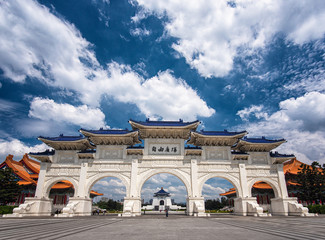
top-left (297, 161), bottom-right (325, 203)
top-left (96, 199), bottom-right (123, 211)
top-left (0, 168), bottom-right (22, 205)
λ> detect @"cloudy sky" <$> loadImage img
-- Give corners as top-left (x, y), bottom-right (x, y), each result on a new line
top-left (1, 0), bottom-right (325, 201)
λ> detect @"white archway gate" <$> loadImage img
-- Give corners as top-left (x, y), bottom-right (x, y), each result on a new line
top-left (10, 120), bottom-right (310, 217)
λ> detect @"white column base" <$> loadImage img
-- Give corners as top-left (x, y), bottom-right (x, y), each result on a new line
top-left (271, 197), bottom-right (315, 216)
top-left (234, 197), bottom-right (270, 217)
top-left (122, 197), bottom-right (141, 217)
top-left (3, 197), bottom-right (52, 217)
top-left (187, 197), bottom-right (209, 217)
top-left (58, 197), bottom-right (92, 217)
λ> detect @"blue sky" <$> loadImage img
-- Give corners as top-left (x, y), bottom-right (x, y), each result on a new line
top-left (1, 0), bottom-right (325, 201)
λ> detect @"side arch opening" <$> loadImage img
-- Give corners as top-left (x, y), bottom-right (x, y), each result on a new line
top-left (45, 178), bottom-right (77, 214)
top-left (249, 179), bottom-right (279, 213)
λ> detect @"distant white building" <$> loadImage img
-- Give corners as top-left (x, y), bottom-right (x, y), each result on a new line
top-left (143, 188), bottom-right (184, 211)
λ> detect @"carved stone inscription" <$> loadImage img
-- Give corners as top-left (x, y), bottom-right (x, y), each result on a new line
top-left (100, 149), bottom-right (123, 159)
top-left (251, 153), bottom-right (267, 164)
top-left (57, 153), bottom-right (75, 163)
top-left (149, 144), bottom-right (180, 155)
top-left (205, 149), bottom-right (227, 160)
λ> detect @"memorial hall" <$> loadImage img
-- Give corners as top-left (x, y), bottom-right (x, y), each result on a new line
top-left (3, 119), bottom-right (312, 217)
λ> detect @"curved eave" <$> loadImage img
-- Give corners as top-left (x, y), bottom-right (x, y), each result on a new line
top-left (80, 129), bottom-right (141, 145)
top-left (77, 152), bottom-right (95, 159)
top-left (3, 155), bottom-right (37, 184)
top-left (188, 131), bottom-right (247, 146)
top-left (185, 148), bottom-right (202, 156)
top-left (127, 148), bottom-right (143, 155)
top-left (234, 139), bottom-right (286, 152)
top-left (271, 156), bottom-right (295, 164)
top-left (80, 129), bottom-right (138, 138)
top-left (20, 154), bottom-right (40, 174)
top-left (38, 137), bottom-right (93, 150)
top-left (129, 120), bottom-right (200, 130)
top-left (28, 154), bottom-right (52, 163)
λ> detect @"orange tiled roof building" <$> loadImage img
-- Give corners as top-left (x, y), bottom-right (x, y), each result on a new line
top-left (220, 158), bottom-right (309, 207)
top-left (0, 154), bottom-right (102, 210)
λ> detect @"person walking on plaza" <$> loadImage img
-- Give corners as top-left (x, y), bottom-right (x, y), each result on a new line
top-left (165, 209), bottom-right (168, 217)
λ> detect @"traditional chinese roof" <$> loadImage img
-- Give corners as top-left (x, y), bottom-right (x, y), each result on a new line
top-left (90, 190), bottom-right (104, 196)
top-left (20, 154), bottom-right (40, 174)
top-left (29, 149), bottom-right (55, 162)
top-left (187, 130), bottom-right (247, 146)
top-left (221, 159), bottom-right (310, 197)
top-left (129, 119), bottom-right (200, 139)
top-left (283, 158), bottom-right (307, 175)
top-left (80, 128), bottom-right (141, 145)
top-left (38, 135), bottom-right (93, 150)
top-left (0, 154), bottom-right (103, 196)
top-left (127, 146), bottom-right (144, 155)
top-left (76, 149), bottom-right (96, 159)
top-left (185, 146), bottom-right (202, 156)
top-left (231, 151), bottom-right (249, 160)
top-left (0, 155), bottom-right (37, 185)
top-left (270, 151), bottom-right (295, 164)
top-left (233, 137), bottom-right (286, 152)
top-left (220, 181), bottom-right (273, 196)
top-left (153, 187), bottom-right (171, 197)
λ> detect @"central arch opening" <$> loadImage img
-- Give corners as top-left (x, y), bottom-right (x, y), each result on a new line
top-left (202, 177), bottom-right (236, 214)
top-left (140, 173), bottom-right (188, 214)
top-left (91, 177), bottom-right (126, 215)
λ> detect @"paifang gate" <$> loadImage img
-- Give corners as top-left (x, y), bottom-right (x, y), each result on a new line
top-left (9, 119), bottom-right (311, 217)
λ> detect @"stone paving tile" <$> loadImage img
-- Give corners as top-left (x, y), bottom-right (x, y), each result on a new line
top-left (0, 215), bottom-right (324, 240)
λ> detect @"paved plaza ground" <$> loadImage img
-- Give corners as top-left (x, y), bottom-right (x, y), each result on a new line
top-left (0, 214), bottom-right (324, 240)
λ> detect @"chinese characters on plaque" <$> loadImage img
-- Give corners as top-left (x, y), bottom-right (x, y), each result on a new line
top-left (149, 144), bottom-right (180, 155)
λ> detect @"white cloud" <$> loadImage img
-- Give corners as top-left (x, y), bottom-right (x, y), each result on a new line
top-left (0, 138), bottom-right (47, 160)
top-left (0, 0), bottom-right (214, 121)
top-left (130, 27), bottom-right (151, 37)
top-left (28, 97), bottom-right (107, 129)
top-left (134, 0), bottom-right (325, 78)
top-left (237, 92), bottom-right (325, 164)
top-left (92, 177), bottom-right (126, 201)
top-left (236, 105), bottom-right (268, 121)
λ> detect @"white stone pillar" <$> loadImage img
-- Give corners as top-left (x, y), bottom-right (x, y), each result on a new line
top-left (59, 161), bottom-right (92, 217)
top-left (35, 162), bottom-right (48, 198)
top-left (77, 161), bottom-right (88, 198)
top-left (123, 159), bottom-right (141, 216)
top-left (276, 164), bottom-right (288, 198)
top-left (239, 163), bottom-right (249, 198)
top-left (234, 163), bottom-right (250, 216)
top-left (270, 164), bottom-right (290, 216)
top-left (187, 159), bottom-right (207, 216)
top-left (190, 159), bottom-right (199, 197)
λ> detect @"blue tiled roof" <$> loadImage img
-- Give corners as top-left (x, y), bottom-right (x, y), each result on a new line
top-left (38, 134), bottom-right (85, 141)
top-left (80, 128), bottom-right (135, 134)
top-left (242, 136), bottom-right (285, 143)
top-left (127, 146), bottom-right (144, 149)
top-left (231, 151), bottom-right (249, 155)
top-left (29, 149), bottom-right (55, 155)
top-left (198, 130), bottom-right (247, 136)
top-left (270, 151), bottom-right (294, 158)
top-left (130, 119), bottom-right (200, 127)
top-left (185, 146), bottom-right (202, 150)
top-left (79, 149), bottom-right (96, 153)
top-left (154, 188), bottom-right (170, 196)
